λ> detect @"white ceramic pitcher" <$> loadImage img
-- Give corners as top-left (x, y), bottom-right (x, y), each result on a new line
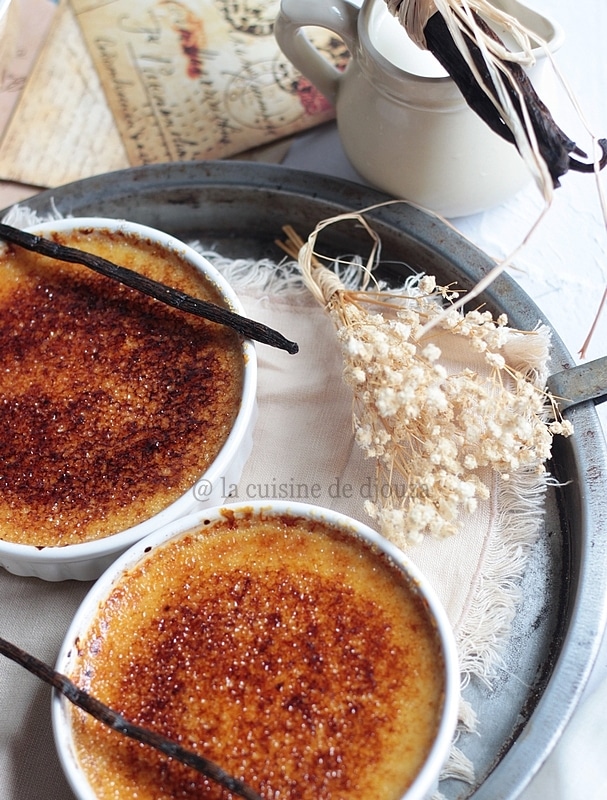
top-left (275, 0), bottom-right (564, 217)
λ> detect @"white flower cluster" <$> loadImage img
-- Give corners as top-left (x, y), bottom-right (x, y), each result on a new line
top-left (332, 276), bottom-right (572, 547)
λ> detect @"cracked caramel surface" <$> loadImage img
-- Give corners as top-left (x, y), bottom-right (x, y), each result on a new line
top-left (0, 227), bottom-right (244, 547)
top-left (68, 514), bottom-right (445, 799)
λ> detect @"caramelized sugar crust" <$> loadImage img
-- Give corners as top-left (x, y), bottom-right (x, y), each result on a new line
top-left (0, 228), bottom-right (244, 546)
top-left (70, 514), bottom-right (445, 800)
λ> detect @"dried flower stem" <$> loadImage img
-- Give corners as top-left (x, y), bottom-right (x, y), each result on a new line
top-left (282, 216), bottom-right (571, 548)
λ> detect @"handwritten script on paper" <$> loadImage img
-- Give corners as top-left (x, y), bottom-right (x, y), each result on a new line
top-left (70, 0), bottom-right (347, 165)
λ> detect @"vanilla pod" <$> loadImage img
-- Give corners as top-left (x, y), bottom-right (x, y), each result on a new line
top-left (422, 9), bottom-right (607, 187)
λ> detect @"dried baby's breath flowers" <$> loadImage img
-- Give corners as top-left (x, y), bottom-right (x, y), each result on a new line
top-left (280, 218), bottom-right (572, 549)
top-left (340, 285), bottom-right (571, 545)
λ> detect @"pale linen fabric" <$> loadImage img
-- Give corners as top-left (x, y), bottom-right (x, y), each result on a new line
top-left (0, 237), bottom-right (553, 796)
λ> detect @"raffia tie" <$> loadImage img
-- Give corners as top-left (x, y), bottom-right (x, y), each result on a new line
top-left (385, 0), bottom-right (437, 48)
top-left (385, 0), bottom-right (537, 62)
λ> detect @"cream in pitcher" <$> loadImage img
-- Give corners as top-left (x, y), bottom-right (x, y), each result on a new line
top-left (275, 0), bottom-right (564, 217)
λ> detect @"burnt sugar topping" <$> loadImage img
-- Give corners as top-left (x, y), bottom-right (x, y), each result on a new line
top-left (0, 228), bottom-right (244, 547)
top-left (69, 515), bottom-right (445, 800)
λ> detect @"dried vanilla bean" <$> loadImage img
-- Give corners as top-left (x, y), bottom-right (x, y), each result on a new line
top-left (0, 222), bottom-right (299, 355)
top-left (422, 10), bottom-right (607, 187)
top-left (384, 0), bottom-right (607, 188)
top-left (0, 636), bottom-right (263, 800)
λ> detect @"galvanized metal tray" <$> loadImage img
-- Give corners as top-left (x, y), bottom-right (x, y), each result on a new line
top-left (8, 160), bottom-right (607, 799)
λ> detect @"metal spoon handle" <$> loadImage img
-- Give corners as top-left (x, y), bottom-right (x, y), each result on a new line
top-left (547, 356), bottom-right (607, 411)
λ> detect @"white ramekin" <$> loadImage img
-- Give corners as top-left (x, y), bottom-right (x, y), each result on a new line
top-left (52, 501), bottom-right (459, 800)
top-left (0, 218), bottom-right (257, 581)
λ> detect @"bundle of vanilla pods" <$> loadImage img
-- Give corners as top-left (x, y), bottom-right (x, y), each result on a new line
top-left (385, 0), bottom-right (607, 191)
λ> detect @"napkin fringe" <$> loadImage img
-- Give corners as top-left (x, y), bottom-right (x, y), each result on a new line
top-left (455, 465), bottom-right (548, 682)
top-left (2, 201), bottom-right (65, 228)
top-left (194, 246), bottom-right (372, 302)
top-left (436, 743), bottom-right (476, 793)
top-left (454, 319), bottom-right (552, 683)
top-left (195, 249), bottom-right (313, 299)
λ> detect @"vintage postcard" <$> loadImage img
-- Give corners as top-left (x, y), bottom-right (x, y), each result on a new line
top-left (70, 0), bottom-right (346, 165)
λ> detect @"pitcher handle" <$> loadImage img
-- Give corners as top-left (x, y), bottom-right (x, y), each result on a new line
top-left (274, 0), bottom-right (360, 106)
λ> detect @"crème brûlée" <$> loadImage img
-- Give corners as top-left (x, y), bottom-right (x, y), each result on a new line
top-left (67, 513), bottom-right (446, 800)
top-left (0, 227), bottom-right (244, 547)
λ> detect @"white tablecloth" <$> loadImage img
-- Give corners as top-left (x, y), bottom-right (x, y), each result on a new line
top-left (282, 2), bottom-right (607, 797)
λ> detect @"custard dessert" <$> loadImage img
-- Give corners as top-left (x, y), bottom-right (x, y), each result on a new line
top-left (67, 512), bottom-right (446, 799)
top-left (0, 226), bottom-right (244, 547)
